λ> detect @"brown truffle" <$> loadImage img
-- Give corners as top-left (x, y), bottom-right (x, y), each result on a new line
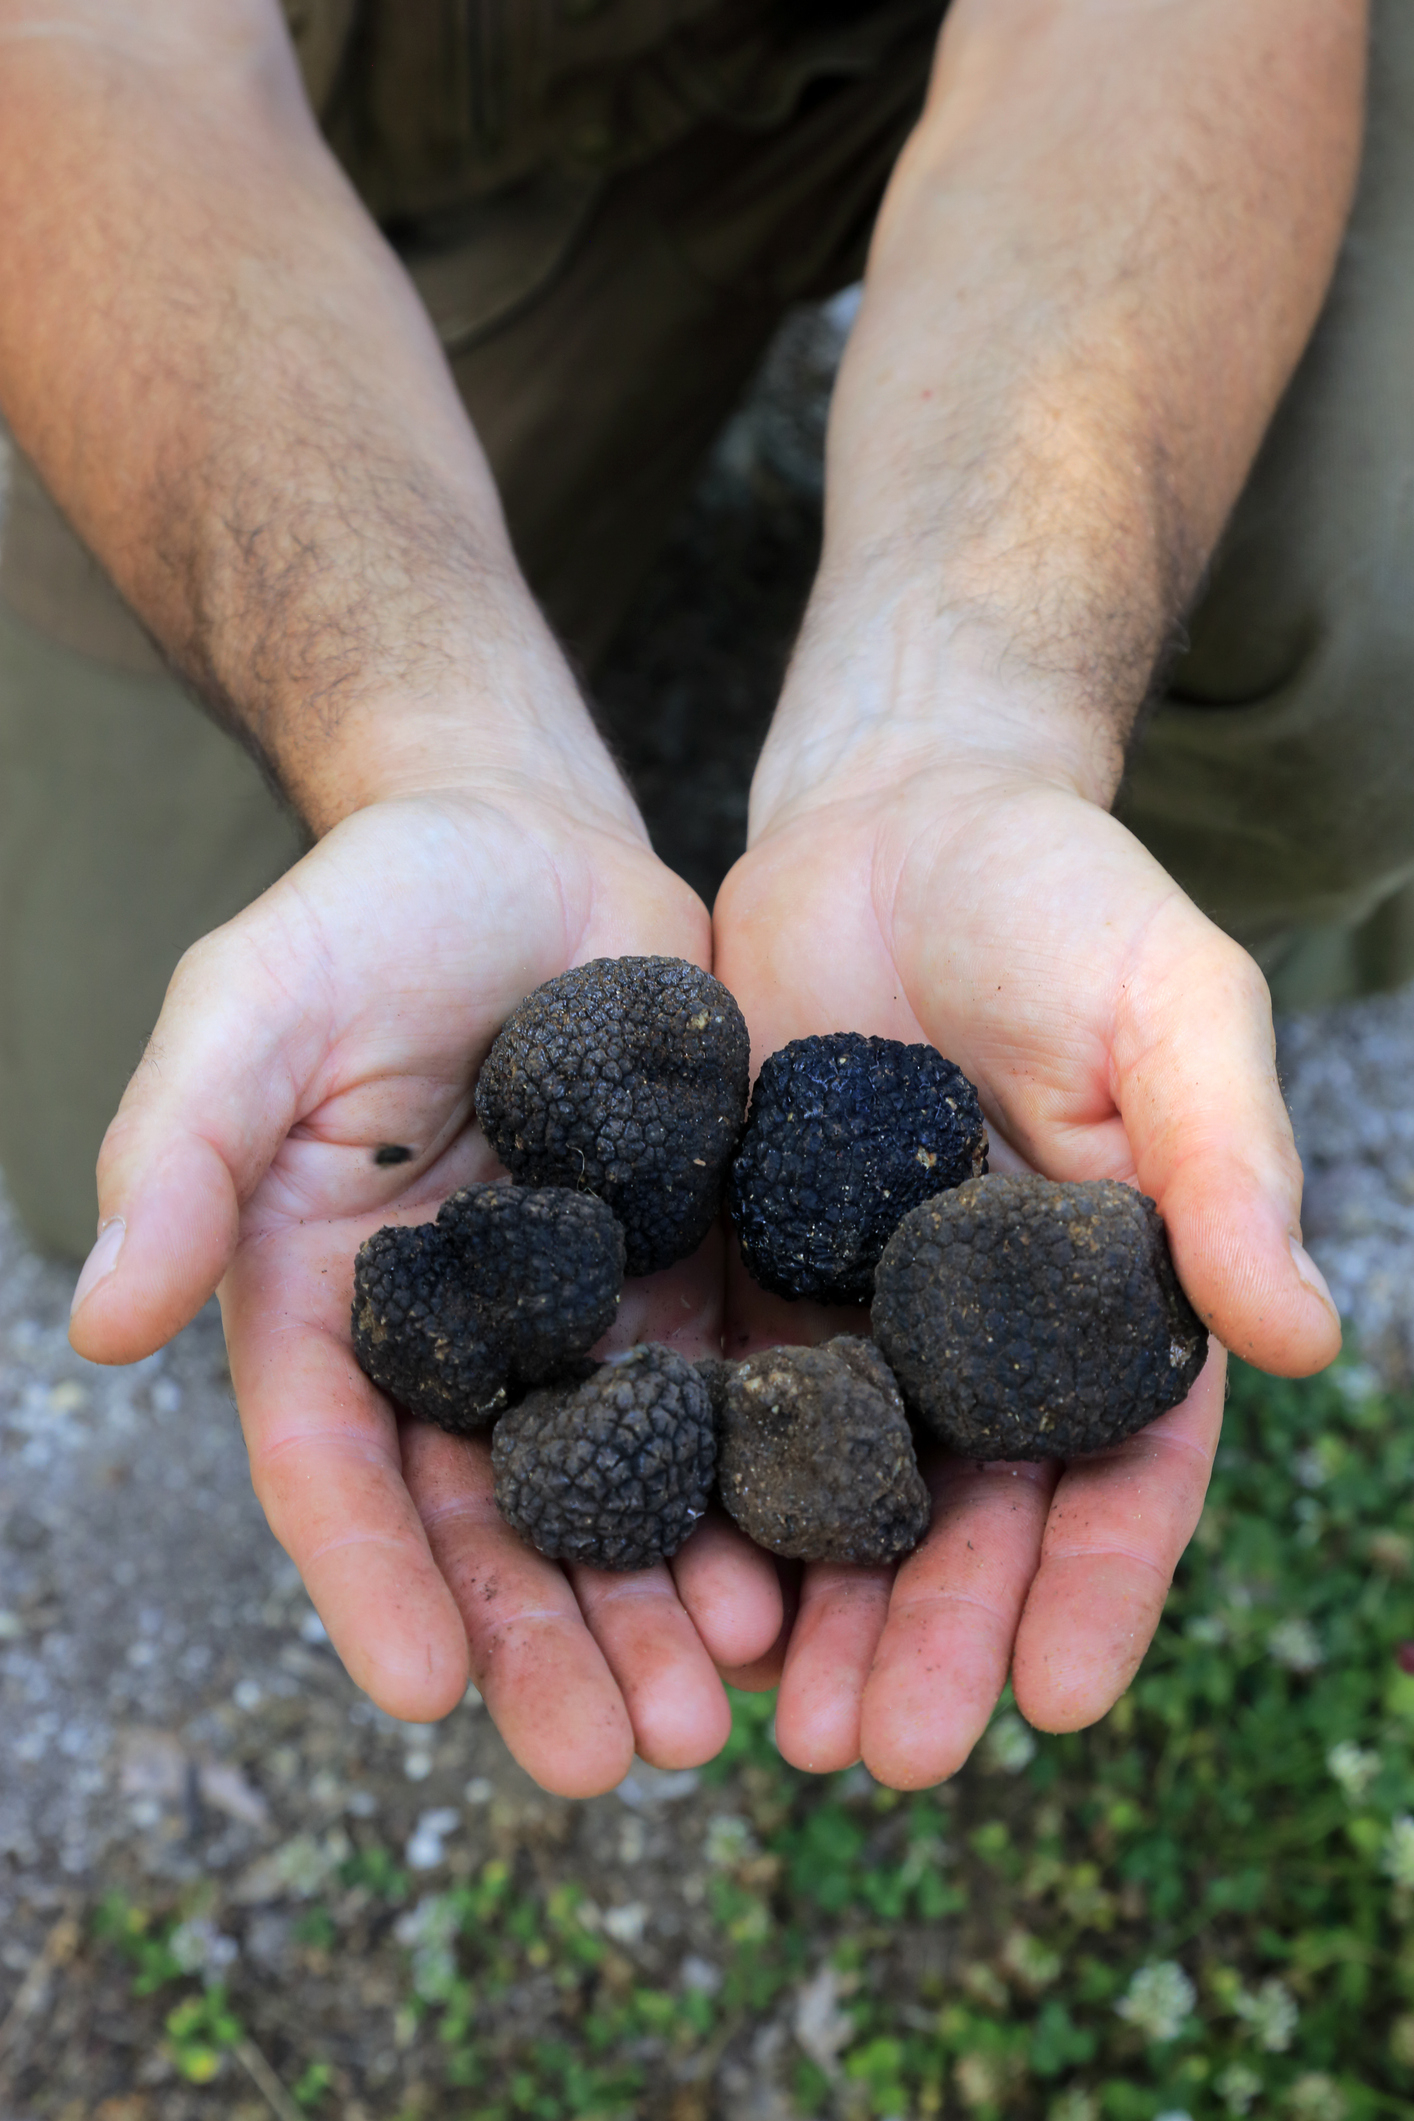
top-left (872, 1175), bottom-right (1206, 1460)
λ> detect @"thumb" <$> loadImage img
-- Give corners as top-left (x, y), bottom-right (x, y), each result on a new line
top-left (1113, 903), bottom-right (1340, 1376)
top-left (68, 920), bottom-right (318, 1364)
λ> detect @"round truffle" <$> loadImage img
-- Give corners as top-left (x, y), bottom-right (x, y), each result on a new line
top-left (474, 956), bottom-right (750, 1278)
top-left (352, 1184), bottom-right (624, 1433)
top-left (716, 1336), bottom-right (931, 1565)
top-left (872, 1176), bottom-right (1207, 1460)
top-left (492, 1343), bottom-right (717, 1570)
top-left (727, 1033), bottom-right (989, 1303)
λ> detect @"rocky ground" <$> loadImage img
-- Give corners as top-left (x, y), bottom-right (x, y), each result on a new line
top-left (2, 296), bottom-right (1413, 2118)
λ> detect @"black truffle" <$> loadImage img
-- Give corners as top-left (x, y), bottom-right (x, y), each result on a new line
top-left (492, 1344), bottom-right (717, 1570)
top-left (872, 1176), bottom-right (1207, 1460)
top-left (716, 1337), bottom-right (931, 1565)
top-left (352, 1184), bottom-right (624, 1433)
top-left (475, 957), bottom-right (750, 1277)
top-left (727, 1033), bottom-right (988, 1303)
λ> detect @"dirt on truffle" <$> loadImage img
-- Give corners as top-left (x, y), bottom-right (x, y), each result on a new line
top-left (492, 1343), bottom-right (718, 1570)
top-left (716, 1336), bottom-right (931, 1565)
top-left (873, 1175), bottom-right (1207, 1460)
top-left (728, 1034), bottom-right (988, 1304)
top-left (351, 1184), bottom-right (624, 1432)
top-left (474, 957), bottom-right (750, 1278)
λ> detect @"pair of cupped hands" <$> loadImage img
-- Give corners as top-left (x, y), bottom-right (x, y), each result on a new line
top-left (66, 689), bottom-right (1341, 1799)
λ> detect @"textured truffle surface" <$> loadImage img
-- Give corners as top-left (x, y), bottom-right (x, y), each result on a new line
top-left (873, 1176), bottom-right (1207, 1460)
top-left (727, 1034), bottom-right (988, 1303)
top-left (492, 1344), bottom-right (717, 1569)
top-left (475, 956), bottom-right (750, 1277)
top-left (717, 1337), bottom-right (930, 1564)
top-left (352, 1184), bottom-right (624, 1433)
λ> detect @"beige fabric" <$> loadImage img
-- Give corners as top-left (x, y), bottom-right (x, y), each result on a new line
top-left (0, 606), bottom-right (306, 1256)
top-left (1116, 0), bottom-right (1414, 1004)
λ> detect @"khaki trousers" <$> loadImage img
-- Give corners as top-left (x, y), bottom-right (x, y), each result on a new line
top-left (3, 1), bottom-right (1414, 1258)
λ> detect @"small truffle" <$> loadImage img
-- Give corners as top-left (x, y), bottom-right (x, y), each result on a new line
top-left (352, 1184), bottom-right (624, 1433)
top-left (492, 1344), bottom-right (717, 1570)
top-left (872, 1175), bottom-right (1207, 1460)
top-left (475, 956), bottom-right (750, 1277)
top-left (727, 1034), bottom-right (988, 1303)
top-left (716, 1337), bottom-right (931, 1565)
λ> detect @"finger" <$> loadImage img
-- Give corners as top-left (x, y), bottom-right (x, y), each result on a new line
top-left (859, 1455), bottom-right (1057, 1790)
top-left (1012, 1341), bottom-right (1226, 1733)
top-left (221, 1243), bottom-right (471, 1725)
top-left (1110, 908), bottom-right (1340, 1376)
top-left (718, 1562), bottom-right (799, 1692)
top-left (402, 1422), bottom-right (635, 1798)
top-left (570, 1564), bottom-right (732, 1771)
top-left (670, 1509), bottom-right (785, 1671)
top-left (773, 1562), bottom-right (893, 1774)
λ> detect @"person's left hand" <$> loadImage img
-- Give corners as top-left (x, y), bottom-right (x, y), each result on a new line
top-left (713, 742), bottom-right (1333, 1788)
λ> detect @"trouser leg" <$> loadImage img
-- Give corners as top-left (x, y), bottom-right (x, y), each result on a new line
top-left (1117, 0), bottom-right (1414, 1010)
top-left (0, 457), bottom-right (305, 1258)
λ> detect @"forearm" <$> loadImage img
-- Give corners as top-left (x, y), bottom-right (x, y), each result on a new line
top-left (0, 2), bottom-right (626, 835)
top-left (756, 0), bottom-right (1366, 824)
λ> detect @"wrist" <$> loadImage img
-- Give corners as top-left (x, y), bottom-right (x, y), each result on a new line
top-left (749, 564), bottom-right (1126, 844)
top-left (258, 578), bottom-right (640, 842)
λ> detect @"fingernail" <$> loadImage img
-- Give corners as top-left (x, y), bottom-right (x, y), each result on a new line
top-left (1290, 1236), bottom-right (1337, 1315)
top-left (70, 1217), bottom-right (126, 1317)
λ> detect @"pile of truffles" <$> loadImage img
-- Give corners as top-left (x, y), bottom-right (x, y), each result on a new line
top-left (352, 957), bottom-right (1206, 1573)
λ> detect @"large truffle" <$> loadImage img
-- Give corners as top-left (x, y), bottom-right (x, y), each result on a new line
top-left (873, 1176), bottom-right (1206, 1460)
top-left (716, 1337), bottom-right (931, 1565)
top-left (352, 1184), bottom-right (624, 1433)
top-left (727, 1034), bottom-right (988, 1304)
top-left (475, 957), bottom-right (750, 1277)
top-left (492, 1344), bottom-right (717, 1570)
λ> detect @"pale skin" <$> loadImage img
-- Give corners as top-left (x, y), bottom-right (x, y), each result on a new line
top-left (0, 0), bottom-right (1360, 1794)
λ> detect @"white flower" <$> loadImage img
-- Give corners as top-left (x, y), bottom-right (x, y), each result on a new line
top-left (984, 1711), bottom-right (1037, 1773)
top-left (405, 1806), bottom-right (460, 1871)
top-left (1326, 1740), bottom-right (1380, 1802)
top-left (168, 1917), bottom-right (238, 1983)
top-left (704, 1813), bottom-right (757, 1868)
top-left (1381, 1813), bottom-right (1414, 1889)
top-left (1115, 1961), bottom-right (1195, 2043)
top-left (1332, 1363), bottom-right (1380, 1408)
top-left (793, 1965), bottom-right (853, 2076)
top-left (1154, 2113), bottom-right (1195, 2121)
top-left (1293, 1446), bottom-right (1328, 1489)
top-left (1215, 2061), bottom-right (1263, 2115)
top-left (1185, 1613), bottom-right (1228, 1645)
top-left (394, 1892), bottom-right (462, 2003)
top-left (1235, 1976), bottom-right (1299, 2052)
top-left (1288, 2073), bottom-right (1348, 2121)
top-left (1047, 2092), bottom-right (1096, 2121)
top-left (602, 1902), bottom-right (649, 1945)
top-left (1002, 1929), bottom-right (1062, 1991)
top-left (1268, 1617), bottom-right (1324, 1673)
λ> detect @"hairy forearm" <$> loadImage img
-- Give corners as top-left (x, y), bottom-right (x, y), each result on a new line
top-left (757, 0), bottom-right (1366, 821)
top-left (0, 2), bottom-right (622, 833)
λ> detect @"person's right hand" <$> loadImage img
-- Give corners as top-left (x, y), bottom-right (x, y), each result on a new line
top-left (67, 786), bottom-right (785, 1797)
